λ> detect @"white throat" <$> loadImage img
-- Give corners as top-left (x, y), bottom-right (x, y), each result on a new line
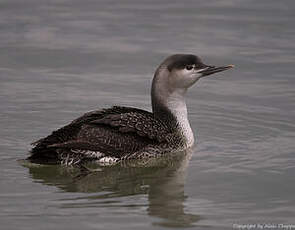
top-left (166, 89), bottom-right (194, 147)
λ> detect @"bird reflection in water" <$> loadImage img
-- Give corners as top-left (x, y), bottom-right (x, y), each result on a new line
top-left (22, 149), bottom-right (200, 228)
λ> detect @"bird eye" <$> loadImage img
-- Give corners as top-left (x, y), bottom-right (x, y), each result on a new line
top-left (185, 65), bottom-right (194, 70)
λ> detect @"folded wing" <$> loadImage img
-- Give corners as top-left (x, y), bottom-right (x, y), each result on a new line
top-left (29, 106), bottom-right (172, 162)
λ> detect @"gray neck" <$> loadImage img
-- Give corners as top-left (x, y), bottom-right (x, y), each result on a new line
top-left (151, 66), bottom-right (194, 147)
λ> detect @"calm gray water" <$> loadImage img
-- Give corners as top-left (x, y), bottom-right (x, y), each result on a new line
top-left (0, 0), bottom-right (295, 229)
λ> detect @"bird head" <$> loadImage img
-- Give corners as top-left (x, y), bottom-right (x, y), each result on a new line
top-left (163, 54), bottom-right (234, 89)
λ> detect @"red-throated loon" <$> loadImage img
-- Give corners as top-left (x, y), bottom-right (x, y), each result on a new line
top-left (28, 54), bottom-right (233, 165)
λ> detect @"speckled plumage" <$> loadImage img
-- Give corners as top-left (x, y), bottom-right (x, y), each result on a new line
top-left (29, 106), bottom-right (183, 165)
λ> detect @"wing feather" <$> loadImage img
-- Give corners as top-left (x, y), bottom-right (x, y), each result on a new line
top-left (90, 111), bottom-right (169, 142)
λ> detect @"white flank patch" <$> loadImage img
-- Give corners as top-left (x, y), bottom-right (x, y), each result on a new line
top-left (72, 149), bottom-right (104, 158)
top-left (97, 156), bottom-right (119, 165)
